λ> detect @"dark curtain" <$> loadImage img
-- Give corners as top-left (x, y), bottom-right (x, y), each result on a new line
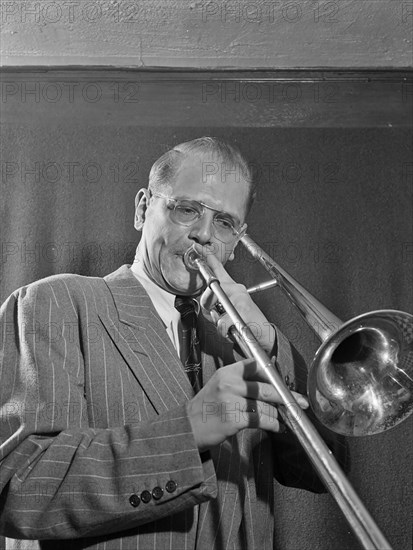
top-left (1, 69), bottom-right (412, 550)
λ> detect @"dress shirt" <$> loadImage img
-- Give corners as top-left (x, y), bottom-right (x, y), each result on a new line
top-left (131, 258), bottom-right (182, 353)
top-left (131, 258), bottom-right (200, 357)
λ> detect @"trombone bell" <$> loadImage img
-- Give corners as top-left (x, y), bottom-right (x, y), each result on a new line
top-left (309, 310), bottom-right (413, 436)
top-left (241, 235), bottom-right (413, 437)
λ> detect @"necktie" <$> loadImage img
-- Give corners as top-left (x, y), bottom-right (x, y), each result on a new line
top-left (174, 296), bottom-right (202, 393)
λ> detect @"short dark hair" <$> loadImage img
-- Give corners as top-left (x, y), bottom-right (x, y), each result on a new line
top-left (148, 137), bottom-right (256, 215)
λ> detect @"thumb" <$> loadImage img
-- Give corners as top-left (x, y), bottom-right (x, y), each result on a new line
top-left (192, 242), bottom-right (236, 284)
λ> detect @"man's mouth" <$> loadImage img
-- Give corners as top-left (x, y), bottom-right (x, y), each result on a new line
top-left (176, 246), bottom-right (195, 261)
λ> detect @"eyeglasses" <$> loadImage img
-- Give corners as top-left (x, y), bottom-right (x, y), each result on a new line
top-left (151, 192), bottom-right (245, 243)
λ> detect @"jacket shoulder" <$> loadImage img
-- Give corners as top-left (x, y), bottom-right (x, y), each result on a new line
top-left (3, 273), bottom-right (109, 317)
top-left (18, 272), bottom-right (103, 297)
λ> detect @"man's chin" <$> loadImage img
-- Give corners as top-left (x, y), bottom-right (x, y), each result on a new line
top-left (161, 263), bottom-right (204, 296)
top-left (166, 276), bottom-right (204, 297)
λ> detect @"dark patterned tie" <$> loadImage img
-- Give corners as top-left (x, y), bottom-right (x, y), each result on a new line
top-left (174, 296), bottom-right (202, 394)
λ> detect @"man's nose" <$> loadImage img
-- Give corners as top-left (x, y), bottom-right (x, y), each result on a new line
top-left (188, 213), bottom-right (214, 245)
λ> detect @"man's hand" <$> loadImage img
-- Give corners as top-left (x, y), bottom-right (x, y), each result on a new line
top-left (186, 358), bottom-right (309, 453)
top-left (197, 245), bottom-right (276, 353)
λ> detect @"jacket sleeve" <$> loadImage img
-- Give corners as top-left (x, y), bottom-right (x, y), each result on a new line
top-left (0, 281), bottom-right (217, 540)
top-left (271, 328), bottom-right (350, 493)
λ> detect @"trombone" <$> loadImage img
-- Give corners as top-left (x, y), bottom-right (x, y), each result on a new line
top-left (184, 235), bottom-right (413, 550)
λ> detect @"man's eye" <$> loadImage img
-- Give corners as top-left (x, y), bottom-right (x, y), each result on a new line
top-left (215, 217), bottom-right (234, 230)
top-left (177, 205), bottom-right (198, 217)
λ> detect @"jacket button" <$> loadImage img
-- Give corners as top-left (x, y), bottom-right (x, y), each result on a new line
top-left (165, 480), bottom-right (177, 493)
top-left (129, 494), bottom-right (140, 507)
top-left (152, 486), bottom-right (164, 500)
top-left (140, 490), bottom-right (152, 503)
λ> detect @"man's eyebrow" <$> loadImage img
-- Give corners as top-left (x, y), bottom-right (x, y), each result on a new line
top-left (176, 197), bottom-right (241, 224)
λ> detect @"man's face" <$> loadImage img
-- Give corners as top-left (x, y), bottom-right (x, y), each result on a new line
top-left (135, 153), bottom-right (250, 295)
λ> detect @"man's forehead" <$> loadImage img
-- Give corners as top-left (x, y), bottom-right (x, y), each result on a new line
top-left (175, 152), bottom-right (249, 186)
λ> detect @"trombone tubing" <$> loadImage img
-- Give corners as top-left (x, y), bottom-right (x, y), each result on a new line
top-left (190, 253), bottom-right (392, 550)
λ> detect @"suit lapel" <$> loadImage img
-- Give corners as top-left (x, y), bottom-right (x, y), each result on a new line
top-left (100, 265), bottom-right (193, 414)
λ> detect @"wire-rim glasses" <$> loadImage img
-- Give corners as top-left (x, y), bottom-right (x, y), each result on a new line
top-left (151, 191), bottom-right (245, 243)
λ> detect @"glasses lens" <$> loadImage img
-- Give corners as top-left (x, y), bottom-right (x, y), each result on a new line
top-left (213, 215), bottom-right (237, 242)
top-left (167, 197), bottom-right (240, 243)
top-left (171, 201), bottom-right (202, 224)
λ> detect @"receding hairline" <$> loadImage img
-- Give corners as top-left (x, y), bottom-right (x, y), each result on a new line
top-left (148, 137), bottom-right (256, 214)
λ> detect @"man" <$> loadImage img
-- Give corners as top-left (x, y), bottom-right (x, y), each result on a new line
top-left (0, 137), bottom-right (343, 549)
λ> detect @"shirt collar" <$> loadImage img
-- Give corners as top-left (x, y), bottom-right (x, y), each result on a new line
top-left (130, 258), bottom-right (178, 319)
top-left (131, 252), bottom-right (200, 305)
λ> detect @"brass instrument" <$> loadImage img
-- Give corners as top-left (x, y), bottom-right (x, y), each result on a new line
top-left (240, 235), bottom-right (413, 437)
top-left (183, 235), bottom-right (413, 550)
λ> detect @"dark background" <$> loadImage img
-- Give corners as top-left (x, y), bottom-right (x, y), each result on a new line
top-left (1, 69), bottom-right (412, 549)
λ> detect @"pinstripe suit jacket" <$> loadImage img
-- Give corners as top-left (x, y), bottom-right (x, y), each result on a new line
top-left (0, 265), bottom-right (326, 550)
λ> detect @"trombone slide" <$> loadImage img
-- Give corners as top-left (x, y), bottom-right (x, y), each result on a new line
top-left (184, 245), bottom-right (393, 550)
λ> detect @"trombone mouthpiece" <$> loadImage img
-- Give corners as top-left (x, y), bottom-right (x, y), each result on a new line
top-left (183, 246), bottom-right (201, 271)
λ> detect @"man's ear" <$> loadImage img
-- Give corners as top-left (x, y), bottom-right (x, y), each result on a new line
top-left (134, 188), bottom-right (151, 231)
